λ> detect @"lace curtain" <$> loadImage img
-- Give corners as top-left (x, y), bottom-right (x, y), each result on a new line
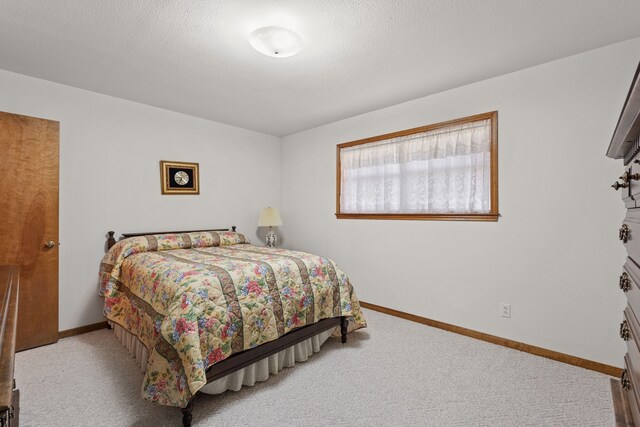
top-left (340, 119), bottom-right (491, 214)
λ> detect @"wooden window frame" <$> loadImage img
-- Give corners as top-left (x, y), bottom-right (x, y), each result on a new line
top-left (335, 111), bottom-right (499, 221)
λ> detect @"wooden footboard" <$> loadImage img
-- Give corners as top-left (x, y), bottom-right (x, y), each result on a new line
top-left (181, 316), bottom-right (347, 426)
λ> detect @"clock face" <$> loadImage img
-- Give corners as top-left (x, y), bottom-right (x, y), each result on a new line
top-left (174, 170), bottom-right (189, 186)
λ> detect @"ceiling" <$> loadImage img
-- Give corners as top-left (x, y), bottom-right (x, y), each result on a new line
top-left (1, 1), bottom-right (640, 137)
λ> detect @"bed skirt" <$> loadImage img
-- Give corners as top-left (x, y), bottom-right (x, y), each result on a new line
top-left (112, 324), bottom-right (334, 395)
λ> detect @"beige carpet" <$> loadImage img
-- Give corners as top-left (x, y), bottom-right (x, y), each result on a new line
top-left (16, 309), bottom-right (614, 426)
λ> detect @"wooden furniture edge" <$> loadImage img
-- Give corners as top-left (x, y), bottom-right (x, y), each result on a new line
top-left (360, 301), bottom-right (622, 377)
top-left (607, 61), bottom-right (640, 159)
top-left (58, 321), bottom-right (109, 339)
top-left (611, 378), bottom-right (635, 426)
top-left (0, 266), bottom-right (19, 420)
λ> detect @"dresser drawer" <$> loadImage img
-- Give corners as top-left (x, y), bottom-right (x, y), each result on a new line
top-left (629, 160), bottom-right (640, 203)
top-left (626, 319), bottom-right (640, 386)
top-left (618, 167), bottom-right (637, 208)
top-left (613, 164), bottom-right (639, 207)
top-left (627, 147), bottom-right (640, 202)
top-left (614, 164), bottom-right (640, 207)
top-left (624, 305), bottom-right (640, 368)
top-left (624, 196), bottom-right (637, 209)
top-left (625, 304), bottom-right (640, 343)
top-left (621, 259), bottom-right (640, 316)
top-left (625, 354), bottom-right (640, 426)
top-left (623, 209), bottom-right (640, 265)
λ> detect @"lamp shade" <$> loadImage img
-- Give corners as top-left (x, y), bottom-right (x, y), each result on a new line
top-left (258, 207), bottom-right (283, 227)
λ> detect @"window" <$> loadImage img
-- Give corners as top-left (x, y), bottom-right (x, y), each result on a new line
top-left (336, 112), bottom-right (498, 221)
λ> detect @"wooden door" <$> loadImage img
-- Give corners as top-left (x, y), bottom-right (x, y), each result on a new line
top-left (0, 112), bottom-right (59, 351)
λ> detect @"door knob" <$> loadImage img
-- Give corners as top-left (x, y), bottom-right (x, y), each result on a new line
top-left (44, 241), bottom-right (56, 249)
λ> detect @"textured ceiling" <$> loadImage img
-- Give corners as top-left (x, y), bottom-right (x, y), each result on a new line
top-left (1, 1), bottom-right (640, 136)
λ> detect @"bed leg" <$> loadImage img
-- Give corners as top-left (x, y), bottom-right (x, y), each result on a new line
top-left (181, 399), bottom-right (194, 427)
top-left (340, 316), bottom-right (348, 344)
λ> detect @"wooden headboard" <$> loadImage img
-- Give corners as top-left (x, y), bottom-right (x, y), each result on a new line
top-left (106, 226), bottom-right (237, 251)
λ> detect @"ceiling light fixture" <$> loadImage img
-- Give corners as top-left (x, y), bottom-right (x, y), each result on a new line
top-left (249, 26), bottom-right (303, 58)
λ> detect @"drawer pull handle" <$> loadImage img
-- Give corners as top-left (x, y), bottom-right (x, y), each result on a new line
top-left (620, 224), bottom-right (630, 243)
top-left (620, 272), bottom-right (631, 292)
top-left (621, 320), bottom-right (631, 340)
top-left (622, 369), bottom-right (631, 391)
top-left (613, 181), bottom-right (629, 191)
top-left (621, 171), bottom-right (640, 183)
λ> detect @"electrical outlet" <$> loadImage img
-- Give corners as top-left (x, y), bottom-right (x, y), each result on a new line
top-left (500, 303), bottom-right (511, 318)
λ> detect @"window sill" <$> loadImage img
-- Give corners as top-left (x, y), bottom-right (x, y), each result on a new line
top-left (335, 213), bottom-right (499, 222)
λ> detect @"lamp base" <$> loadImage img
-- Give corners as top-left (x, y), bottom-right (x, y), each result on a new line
top-left (266, 230), bottom-right (278, 248)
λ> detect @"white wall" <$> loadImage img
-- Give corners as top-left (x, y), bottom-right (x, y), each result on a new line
top-left (0, 70), bottom-right (281, 331)
top-left (280, 38), bottom-right (640, 367)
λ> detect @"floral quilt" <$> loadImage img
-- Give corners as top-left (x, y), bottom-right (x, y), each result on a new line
top-left (99, 231), bottom-right (366, 407)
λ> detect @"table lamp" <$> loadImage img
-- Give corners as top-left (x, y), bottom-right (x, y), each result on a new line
top-left (258, 207), bottom-right (283, 247)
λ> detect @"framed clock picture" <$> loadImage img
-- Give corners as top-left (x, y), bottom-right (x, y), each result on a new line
top-left (160, 160), bottom-right (200, 195)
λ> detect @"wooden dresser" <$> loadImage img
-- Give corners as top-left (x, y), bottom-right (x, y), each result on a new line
top-left (608, 63), bottom-right (640, 426)
top-left (0, 267), bottom-right (20, 427)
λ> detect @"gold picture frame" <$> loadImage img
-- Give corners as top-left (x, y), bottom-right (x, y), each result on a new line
top-left (160, 160), bottom-right (200, 195)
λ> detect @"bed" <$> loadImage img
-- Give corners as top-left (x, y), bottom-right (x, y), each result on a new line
top-left (99, 227), bottom-right (366, 426)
